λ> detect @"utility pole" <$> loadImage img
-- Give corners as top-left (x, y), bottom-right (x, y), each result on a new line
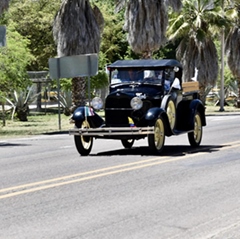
top-left (219, 27), bottom-right (225, 111)
top-left (219, 0), bottom-right (225, 111)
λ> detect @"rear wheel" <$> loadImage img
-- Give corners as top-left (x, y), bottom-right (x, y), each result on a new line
top-left (121, 139), bottom-right (134, 149)
top-left (148, 117), bottom-right (165, 154)
top-left (74, 120), bottom-right (93, 156)
top-left (188, 112), bottom-right (202, 147)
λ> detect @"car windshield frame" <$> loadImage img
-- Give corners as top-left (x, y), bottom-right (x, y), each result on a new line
top-left (110, 68), bottom-right (164, 86)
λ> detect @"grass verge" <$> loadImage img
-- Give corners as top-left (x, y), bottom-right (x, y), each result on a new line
top-left (0, 106), bottom-right (239, 139)
top-left (0, 111), bottom-right (71, 139)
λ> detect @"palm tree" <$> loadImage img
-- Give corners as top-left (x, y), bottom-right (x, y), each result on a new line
top-left (225, 1), bottom-right (240, 107)
top-left (115, 0), bottom-right (182, 59)
top-left (0, 0), bottom-right (10, 15)
top-left (168, 0), bottom-right (228, 104)
top-left (53, 0), bottom-right (104, 111)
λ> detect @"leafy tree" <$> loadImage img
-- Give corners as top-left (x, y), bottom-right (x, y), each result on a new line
top-left (0, 22), bottom-right (34, 96)
top-left (97, 0), bottom-right (128, 63)
top-left (168, 0), bottom-right (229, 104)
top-left (0, 22), bottom-right (34, 123)
top-left (2, 0), bottom-right (61, 70)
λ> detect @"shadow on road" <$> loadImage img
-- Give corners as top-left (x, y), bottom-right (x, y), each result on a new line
top-left (0, 142), bottom-right (31, 147)
top-left (92, 145), bottom-right (224, 157)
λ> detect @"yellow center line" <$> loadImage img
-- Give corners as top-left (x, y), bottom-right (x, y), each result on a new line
top-left (1, 140), bottom-right (240, 199)
top-left (0, 155), bottom-right (167, 193)
top-left (0, 156), bottom-right (194, 199)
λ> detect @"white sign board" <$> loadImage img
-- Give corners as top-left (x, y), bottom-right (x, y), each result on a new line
top-left (48, 54), bottom-right (98, 79)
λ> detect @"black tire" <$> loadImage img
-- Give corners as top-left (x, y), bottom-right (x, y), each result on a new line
top-left (121, 139), bottom-right (134, 149)
top-left (148, 117), bottom-right (165, 154)
top-left (188, 112), bottom-right (202, 147)
top-left (74, 120), bottom-right (93, 156)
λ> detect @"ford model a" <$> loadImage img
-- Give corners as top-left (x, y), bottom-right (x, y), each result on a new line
top-left (69, 59), bottom-right (206, 156)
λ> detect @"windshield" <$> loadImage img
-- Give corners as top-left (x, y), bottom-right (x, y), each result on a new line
top-left (110, 69), bottom-right (164, 85)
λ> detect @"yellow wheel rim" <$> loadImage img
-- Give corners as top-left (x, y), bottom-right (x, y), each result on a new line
top-left (154, 119), bottom-right (165, 150)
top-left (80, 120), bottom-right (92, 150)
top-left (194, 114), bottom-right (202, 143)
top-left (167, 100), bottom-right (176, 130)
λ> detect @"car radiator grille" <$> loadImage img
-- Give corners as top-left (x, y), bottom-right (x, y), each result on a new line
top-left (105, 96), bottom-right (131, 126)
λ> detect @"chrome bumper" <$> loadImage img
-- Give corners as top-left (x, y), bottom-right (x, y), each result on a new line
top-left (69, 126), bottom-right (154, 136)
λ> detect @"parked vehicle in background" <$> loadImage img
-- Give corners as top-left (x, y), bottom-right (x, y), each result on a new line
top-left (69, 59), bottom-right (206, 156)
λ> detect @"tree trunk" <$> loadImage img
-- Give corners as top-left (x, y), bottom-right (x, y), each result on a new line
top-left (237, 78), bottom-right (240, 108)
top-left (36, 82), bottom-right (42, 112)
top-left (0, 0), bottom-right (9, 15)
top-left (71, 77), bottom-right (86, 112)
top-left (1, 101), bottom-right (6, 127)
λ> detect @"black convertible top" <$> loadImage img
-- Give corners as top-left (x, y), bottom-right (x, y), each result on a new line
top-left (108, 59), bottom-right (182, 69)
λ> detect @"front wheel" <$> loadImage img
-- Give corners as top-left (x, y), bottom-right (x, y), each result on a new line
top-left (148, 117), bottom-right (165, 154)
top-left (188, 112), bottom-right (202, 147)
top-left (74, 120), bottom-right (93, 156)
top-left (121, 139), bottom-right (134, 149)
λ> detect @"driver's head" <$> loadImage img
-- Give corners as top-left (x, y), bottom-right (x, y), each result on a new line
top-left (165, 69), bottom-right (172, 80)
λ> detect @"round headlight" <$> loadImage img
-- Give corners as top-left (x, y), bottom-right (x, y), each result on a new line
top-left (91, 97), bottom-right (103, 110)
top-left (130, 97), bottom-right (143, 110)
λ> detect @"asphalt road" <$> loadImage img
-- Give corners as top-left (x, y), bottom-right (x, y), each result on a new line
top-left (1, 114), bottom-right (240, 239)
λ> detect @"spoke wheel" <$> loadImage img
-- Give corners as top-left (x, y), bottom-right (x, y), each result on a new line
top-left (166, 99), bottom-right (176, 130)
top-left (121, 139), bottom-right (134, 149)
top-left (74, 120), bottom-right (93, 156)
top-left (148, 117), bottom-right (165, 154)
top-left (188, 112), bottom-right (202, 147)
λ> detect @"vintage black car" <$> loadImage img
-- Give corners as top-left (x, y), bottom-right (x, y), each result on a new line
top-left (69, 59), bottom-right (206, 156)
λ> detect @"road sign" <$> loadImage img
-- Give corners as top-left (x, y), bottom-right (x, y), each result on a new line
top-left (48, 53), bottom-right (98, 130)
top-left (48, 54), bottom-right (98, 79)
top-left (0, 26), bottom-right (6, 47)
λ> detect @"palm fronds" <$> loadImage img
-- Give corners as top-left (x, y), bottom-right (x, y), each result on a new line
top-left (53, 0), bottom-right (101, 57)
top-left (226, 26), bottom-right (240, 78)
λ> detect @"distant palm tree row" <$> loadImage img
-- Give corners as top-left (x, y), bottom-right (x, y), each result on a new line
top-left (1, 0), bottom-right (240, 107)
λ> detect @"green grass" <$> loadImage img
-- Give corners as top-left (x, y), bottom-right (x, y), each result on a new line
top-left (0, 106), bottom-right (239, 139)
top-left (0, 112), bottom-right (71, 139)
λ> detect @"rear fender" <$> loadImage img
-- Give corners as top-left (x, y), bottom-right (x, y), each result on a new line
top-left (72, 106), bottom-right (105, 128)
top-left (161, 92), bottom-right (178, 109)
top-left (145, 107), bottom-right (172, 136)
top-left (189, 100), bottom-right (206, 128)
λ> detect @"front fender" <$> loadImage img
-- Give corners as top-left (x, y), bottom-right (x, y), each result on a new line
top-left (189, 99), bottom-right (206, 127)
top-left (145, 107), bottom-right (172, 136)
top-left (145, 107), bottom-right (166, 121)
top-left (72, 106), bottom-right (105, 128)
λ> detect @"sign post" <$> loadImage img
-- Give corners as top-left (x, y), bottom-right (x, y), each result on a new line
top-left (48, 54), bottom-right (98, 130)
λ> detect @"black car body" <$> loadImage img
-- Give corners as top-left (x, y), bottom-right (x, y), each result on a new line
top-left (69, 59), bottom-right (206, 156)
